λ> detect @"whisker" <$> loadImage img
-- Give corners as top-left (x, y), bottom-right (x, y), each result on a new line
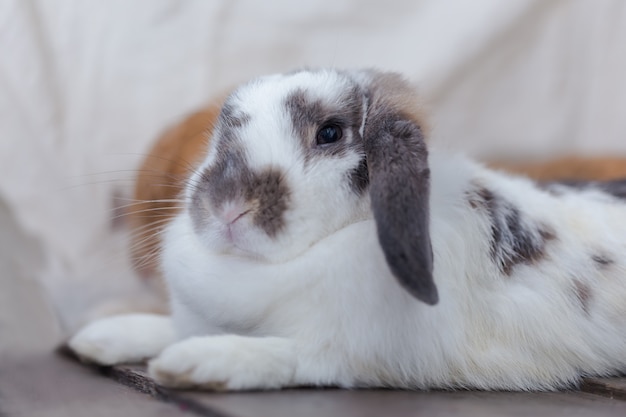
top-left (128, 234), bottom-right (165, 254)
top-left (127, 220), bottom-right (175, 238)
top-left (61, 165), bottom-right (195, 192)
top-left (106, 152), bottom-right (205, 174)
top-left (112, 206), bottom-right (184, 221)
top-left (112, 199), bottom-right (185, 211)
top-left (66, 170), bottom-right (188, 185)
top-left (129, 235), bottom-right (165, 257)
top-left (132, 249), bottom-right (163, 272)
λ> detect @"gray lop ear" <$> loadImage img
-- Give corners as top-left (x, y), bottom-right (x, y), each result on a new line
top-left (361, 73), bottom-right (438, 305)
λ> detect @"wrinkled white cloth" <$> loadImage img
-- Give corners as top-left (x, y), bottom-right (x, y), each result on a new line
top-left (1, 0), bottom-right (625, 331)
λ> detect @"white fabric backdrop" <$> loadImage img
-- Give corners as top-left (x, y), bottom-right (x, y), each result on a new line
top-left (2, 0), bottom-right (625, 331)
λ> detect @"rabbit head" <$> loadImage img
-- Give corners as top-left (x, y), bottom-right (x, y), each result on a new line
top-left (186, 69), bottom-right (437, 304)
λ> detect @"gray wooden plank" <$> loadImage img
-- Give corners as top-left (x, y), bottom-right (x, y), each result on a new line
top-left (189, 390), bottom-right (626, 417)
top-left (100, 364), bottom-right (626, 417)
top-left (0, 352), bottom-right (189, 417)
top-left (100, 364), bottom-right (232, 417)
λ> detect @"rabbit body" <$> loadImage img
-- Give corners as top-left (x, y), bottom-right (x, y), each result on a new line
top-left (157, 151), bottom-right (626, 390)
top-left (70, 69), bottom-right (626, 391)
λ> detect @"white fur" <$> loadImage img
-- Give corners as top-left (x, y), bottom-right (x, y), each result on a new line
top-left (69, 69), bottom-right (626, 391)
top-left (148, 335), bottom-right (296, 390)
top-left (69, 314), bottom-right (174, 365)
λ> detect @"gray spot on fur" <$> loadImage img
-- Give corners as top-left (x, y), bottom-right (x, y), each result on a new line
top-left (199, 141), bottom-right (250, 204)
top-left (468, 185), bottom-right (556, 275)
top-left (284, 89), bottom-right (328, 149)
top-left (573, 279), bottom-right (592, 315)
top-left (591, 253), bottom-right (614, 269)
top-left (190, 142), bottom-right (290, 238)
top-left (283, 82), bottom-right (372, 196)
top-left (247, 168), bottom-right (290, 237)
top-left (349, 157), bottom-right (369, 195)
top-left (220, 102), bottom-right (251, 129)
top-left (283, 86), bottom-right (365, 163)
top-left (188, 148), bottom-right (251, 233)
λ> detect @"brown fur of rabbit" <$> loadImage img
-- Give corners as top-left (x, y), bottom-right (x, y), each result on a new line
top-left (128, 98), bottom-right (626, 299)
top-left (489, 157), bottom-right (626, 181)
top-left (128, 102), bottom-right (222, 297)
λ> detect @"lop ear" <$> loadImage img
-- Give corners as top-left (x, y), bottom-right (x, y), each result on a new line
top-left (360, 72), bottom-right (438, 305)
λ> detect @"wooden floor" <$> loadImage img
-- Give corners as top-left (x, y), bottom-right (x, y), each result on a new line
top-left (2, 200), bottom-right (626, 417)
top-left (95, 363), bottom-right (626, 417)
top-left (3, 352), bottom-right (626, 417)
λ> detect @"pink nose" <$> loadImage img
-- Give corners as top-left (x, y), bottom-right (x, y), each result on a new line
top-left (220, 204), bottom-right (250, 224)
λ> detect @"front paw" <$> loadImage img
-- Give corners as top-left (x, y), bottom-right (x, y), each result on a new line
top-left (148, 335), bottom-right (296, 390)
top-left (68, 314), bottom-right (174, 366)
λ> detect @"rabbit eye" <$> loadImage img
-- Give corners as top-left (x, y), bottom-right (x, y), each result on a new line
top-left (316, 124), bottom-right (343, 145)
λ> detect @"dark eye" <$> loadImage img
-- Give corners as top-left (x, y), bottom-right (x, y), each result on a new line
top-left (316, 124), bottom-right (343, 145)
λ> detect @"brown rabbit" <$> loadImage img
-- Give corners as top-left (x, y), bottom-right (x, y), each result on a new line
top-left (129, 97), bottom-right (626, 297)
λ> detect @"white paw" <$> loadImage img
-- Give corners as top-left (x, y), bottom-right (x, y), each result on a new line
top-left (148, 335), bottom-right (296, 390)
top-left (68, 314), bottom-right (174, 366)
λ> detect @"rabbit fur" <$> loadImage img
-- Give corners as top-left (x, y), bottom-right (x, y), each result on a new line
top-left (70, 68), bottom-right (626, 391)
top-left (127, 96), bottom-right (626, 296)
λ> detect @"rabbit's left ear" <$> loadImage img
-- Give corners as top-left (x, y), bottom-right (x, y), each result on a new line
top-left (360, 72), bottom-right (438, 305)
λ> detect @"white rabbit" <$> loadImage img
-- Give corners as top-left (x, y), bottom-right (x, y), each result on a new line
top-left (69, 68), bottom-right (626, 391)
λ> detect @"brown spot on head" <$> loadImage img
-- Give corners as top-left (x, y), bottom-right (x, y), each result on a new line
top-left (573, 279), bottom-right (592, 315)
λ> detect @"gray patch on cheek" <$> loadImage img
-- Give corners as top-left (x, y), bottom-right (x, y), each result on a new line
top-left (201, 146), bottom-right (252, 204)
top-left (188, 125), bottom-right (252, 231)
top-left (467, 185), bottom-right (557, 275)
top-left (188, 147), bottom-right (252, 234)
top-left (190, 151), bottom-right (290, 240)
top-left (247, 168), bottom-right (291, 237)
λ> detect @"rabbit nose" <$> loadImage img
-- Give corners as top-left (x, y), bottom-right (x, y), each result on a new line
top-left (219, 201), bottom-right (251, 225)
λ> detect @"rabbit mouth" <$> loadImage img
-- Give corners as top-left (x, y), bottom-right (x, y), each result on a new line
top-left (214, 213), bottom-right (263, 258)
top-left (219, 214), bottom-right (249, 245)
